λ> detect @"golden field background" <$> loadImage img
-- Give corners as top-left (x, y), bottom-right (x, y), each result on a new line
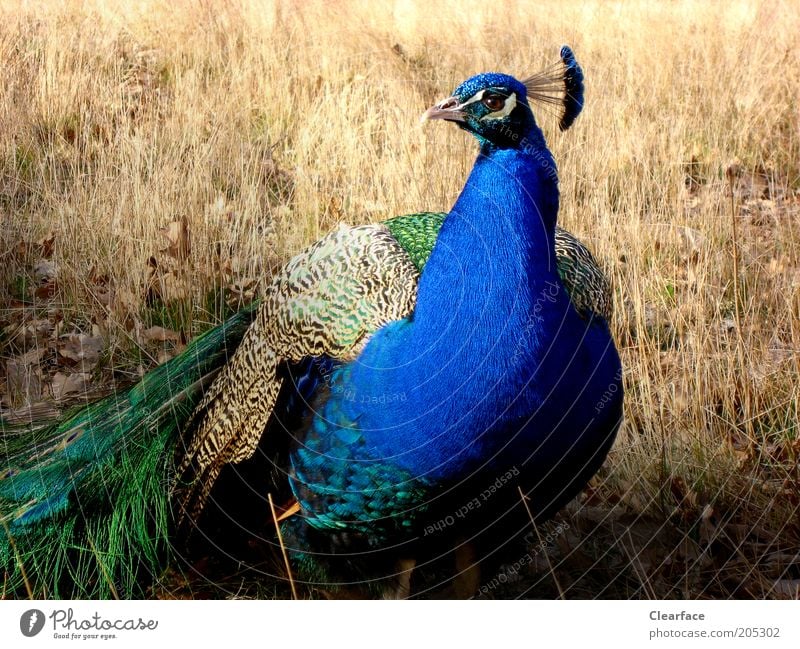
top-left (1, 0), bottom-right (799, 597)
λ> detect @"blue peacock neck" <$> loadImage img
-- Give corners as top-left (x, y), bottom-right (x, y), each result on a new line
top-left (353, 127), bottom-right (580, 478)
top-left (407, 130), bottom-right (567, 383)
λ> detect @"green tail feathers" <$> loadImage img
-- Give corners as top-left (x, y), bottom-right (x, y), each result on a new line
top-left (0, 304), bottom-right (257, 598)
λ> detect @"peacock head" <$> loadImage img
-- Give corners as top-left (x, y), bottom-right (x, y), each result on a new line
top-left (421, 45), bottom-right (584, 150)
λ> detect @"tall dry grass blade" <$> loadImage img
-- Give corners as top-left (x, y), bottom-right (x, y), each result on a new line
top-left (1, 520), bottom-right (33, 599)
top-left (518, 487), bottom-right (565, 599)
top-left (268, 492), bottom-right (298, 600)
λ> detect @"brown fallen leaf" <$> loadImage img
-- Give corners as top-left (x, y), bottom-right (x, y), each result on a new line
top-left (159, 216), bottom-right (190, 261)
top-left (58, 333), bottom-right (105, 371)
top-left (35, 280), bottom-right (58, 300)
top-left (15, 348), bottom-right (46, 366)
top-left (51, 372), bottom-right (91, 400)
top-left (92, 287), bottom-right (113, 306)
top-left (146, 268), bottom-right (191, 302)
top-left (143, 326), bottom-right (181, 342)
top-left (37, 231), bottom-right (56, 258)
top-left (26, 318), bottom-right (55, 342)
top-left (5, 355), bottom-right (44, 406)
top-left (2, 401), bottom-right (61, 424)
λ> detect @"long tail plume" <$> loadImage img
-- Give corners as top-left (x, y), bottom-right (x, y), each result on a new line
top-left (0, 304), bottom-right (257, 598)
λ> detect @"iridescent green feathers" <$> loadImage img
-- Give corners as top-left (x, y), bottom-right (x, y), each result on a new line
top-left (0, 305), bottom-right (257, 597)
top-left (383, 212), bottom-right (448, 272)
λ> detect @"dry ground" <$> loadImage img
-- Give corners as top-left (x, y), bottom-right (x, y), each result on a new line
top-left (1, 0), bottom-right (799, 598)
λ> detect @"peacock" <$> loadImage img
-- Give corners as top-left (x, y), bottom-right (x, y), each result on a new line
top-left (0, 46), bottom-right (623, 599)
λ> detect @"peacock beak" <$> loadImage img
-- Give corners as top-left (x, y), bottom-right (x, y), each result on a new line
top-left (420, 96), bottom-right (466, 124)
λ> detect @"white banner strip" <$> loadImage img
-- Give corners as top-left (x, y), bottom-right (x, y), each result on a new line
top-left (0, 600), bottom-right (797, 648)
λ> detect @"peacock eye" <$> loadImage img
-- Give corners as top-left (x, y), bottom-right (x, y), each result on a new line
top-left (482, 94), bottom-right (506, 111)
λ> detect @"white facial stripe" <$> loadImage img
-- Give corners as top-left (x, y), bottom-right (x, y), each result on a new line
top-left (459, 89), bottom-right (486, 108)
top-left (480, 92), bottom-right (517, 121)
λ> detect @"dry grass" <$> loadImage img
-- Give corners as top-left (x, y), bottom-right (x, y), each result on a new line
top-left (1, 0), bottom-right (799, 598)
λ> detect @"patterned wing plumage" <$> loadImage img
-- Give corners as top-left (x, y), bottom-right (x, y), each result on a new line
top-left (175, 224), bottom-right (420, 520)
top-left (553, 226), bottom-right (613, 321)
top-left (176, 212), bottom-right (612, 520)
